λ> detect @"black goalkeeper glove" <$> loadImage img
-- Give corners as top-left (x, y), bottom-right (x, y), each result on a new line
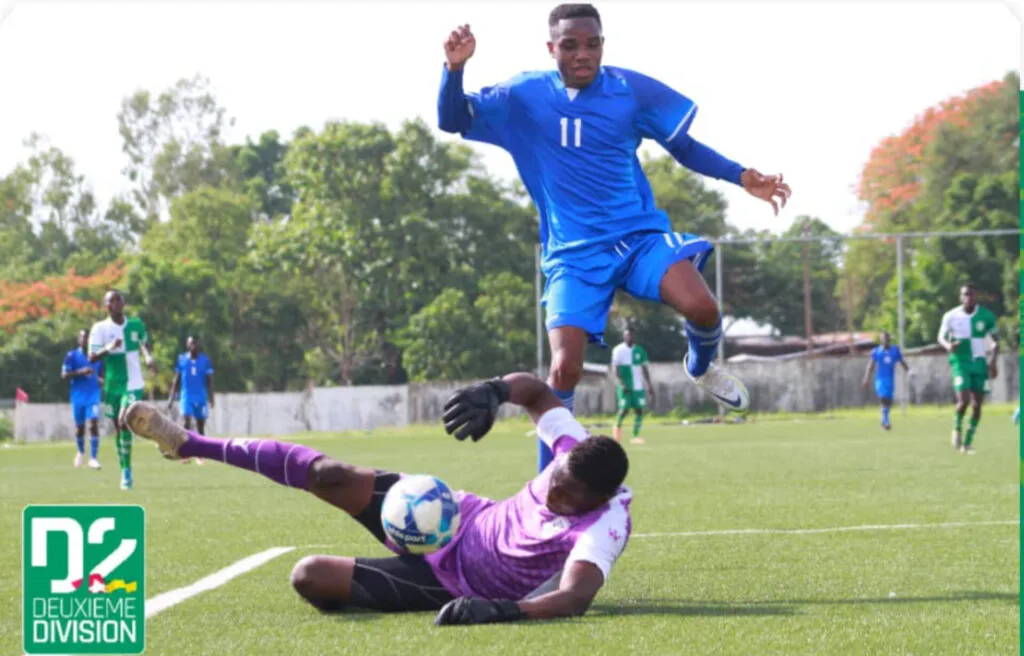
top-left (434, 597), bottom-right (526, 626)
top-left (442, 378), bottom-right (510, 442)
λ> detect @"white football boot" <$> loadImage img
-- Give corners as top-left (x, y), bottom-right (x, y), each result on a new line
top-left (121, 402), bottom-right (188, 460)
top-left (683, 355), bottom-right (750, 412)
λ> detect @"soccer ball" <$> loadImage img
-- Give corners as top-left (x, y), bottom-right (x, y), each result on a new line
top-left (381, 475), bottom-right (461, 555)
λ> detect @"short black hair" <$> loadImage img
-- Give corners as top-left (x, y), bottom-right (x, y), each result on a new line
top-left (961, 282), bottom-right (976, 291)
top-left (567, 436), bottom-right (628, 497)
top-left (549, 3), bottom-right (601, 28)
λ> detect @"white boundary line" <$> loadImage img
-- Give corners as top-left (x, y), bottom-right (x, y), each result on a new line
top-left (633, 519), bottom-right (1019, 539)
top-left (146, 546), bottom-right (295, 619)
top-left (294, 519), bottom-right (1019, 550)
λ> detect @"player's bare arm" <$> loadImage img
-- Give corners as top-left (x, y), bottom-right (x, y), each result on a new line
top-left (167, 371), bottom-right (181, 410)
top-left (141, 342), bottom-right (157, 374)
top-left (520, 560), bottom-right (604, 619)
top-left (435, 560), bottom-right (603, 625)
top-left (936, 318), bottom-right (958, 353)
top-left (207, 373), bottom-right (216, 408)
top-left (642, 364), bottom-right (655, 404)
top-left (988, 331), bottom-right (1000, 379)
top-left (62, 366), bottom-right (95, 380)
top-left (861, 358), bottom-right (876, 389)
top-left (89, 337), bottom-right (122, 363)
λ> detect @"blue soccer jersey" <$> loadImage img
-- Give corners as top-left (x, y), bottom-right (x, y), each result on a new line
top-left (872, 345), bottom-right (902, 384)
top-left (456, 66), bottom-right (701, 271)
top-left (62, 349), bottom-right (102, 405)
top-left (177, 352), bottom-right (214, 404)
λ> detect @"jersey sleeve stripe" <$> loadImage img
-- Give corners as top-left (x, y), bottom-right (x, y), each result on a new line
top-left (665, 103), bottom-right (698, 143)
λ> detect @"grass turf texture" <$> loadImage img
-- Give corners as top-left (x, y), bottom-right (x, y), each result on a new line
top-left (1, 405), bottom-right (1018, 655)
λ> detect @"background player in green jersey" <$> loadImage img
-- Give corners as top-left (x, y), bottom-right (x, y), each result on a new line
top-left (936, 283), bottom-right (1000, 455)
top-left (88, 290), bottom-right (156, 489)
top-left (611, 329), bottom-right (654, 444)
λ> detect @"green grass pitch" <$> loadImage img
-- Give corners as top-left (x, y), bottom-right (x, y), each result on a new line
top-left (1, 405), bottom-right (1018, 655)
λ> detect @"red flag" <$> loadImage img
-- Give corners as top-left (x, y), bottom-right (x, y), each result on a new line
top-left (15, 388), bottom-right (28, 403)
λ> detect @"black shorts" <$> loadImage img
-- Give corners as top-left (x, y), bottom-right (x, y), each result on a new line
top-left (348, 471), bottom-right (456, 613)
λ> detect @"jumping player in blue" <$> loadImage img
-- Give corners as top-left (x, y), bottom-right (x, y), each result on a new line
top-left (437, 4), bottom-right (792, 471)
top-left (168, 336), bottom-right (215, 464)
top-left (861, 331), bottom-right (912, 430)
top-left (62, 328), bottom-right (104, 469)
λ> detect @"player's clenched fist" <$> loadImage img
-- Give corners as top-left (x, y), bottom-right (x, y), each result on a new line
top-left (444, 24), bottom-right (476, 70)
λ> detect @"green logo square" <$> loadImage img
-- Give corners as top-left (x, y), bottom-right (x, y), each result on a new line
top-left (22, 505), bottom-right (145, 654)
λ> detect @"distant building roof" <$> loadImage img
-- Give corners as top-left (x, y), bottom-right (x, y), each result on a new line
top-left (725, 331), bottom-right (876, 359)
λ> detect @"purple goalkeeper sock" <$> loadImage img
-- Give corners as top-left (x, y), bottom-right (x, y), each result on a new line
top-left (178, 432), bottom-right (324, 490)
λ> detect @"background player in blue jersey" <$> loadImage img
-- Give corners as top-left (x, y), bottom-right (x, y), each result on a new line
top-left (861, 331), bottom-right (912, 430)
top-left (168, 336), bottom-right (215, 464)
top-left (62, 328), bottom-right (104, 469)
top-left (438, 4), bottom-right (792, 471)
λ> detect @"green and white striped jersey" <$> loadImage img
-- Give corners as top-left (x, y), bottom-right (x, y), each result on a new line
top-left (88, 315), bottom-right (149, 393)
top-left (937, 305), bottom-right (997, 370)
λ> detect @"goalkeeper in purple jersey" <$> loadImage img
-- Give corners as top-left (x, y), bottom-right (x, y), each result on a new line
top-left (121, 371), bottom-right (632, 626)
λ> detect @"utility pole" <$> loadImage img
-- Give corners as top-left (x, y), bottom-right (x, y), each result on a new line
top-left (803, 219), bottom-right (814, 355)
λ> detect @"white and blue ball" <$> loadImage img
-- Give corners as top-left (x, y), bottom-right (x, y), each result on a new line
top-left (381, 475), bottom-right (461, 555)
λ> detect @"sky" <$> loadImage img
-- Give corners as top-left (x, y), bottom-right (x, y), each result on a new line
top-left (0, 1), bottom-right (1018, 235)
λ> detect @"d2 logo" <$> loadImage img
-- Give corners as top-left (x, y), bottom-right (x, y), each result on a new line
top-left (23, 505), bottom-right (145, 654)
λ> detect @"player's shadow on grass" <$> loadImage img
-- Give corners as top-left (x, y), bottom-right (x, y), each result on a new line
top-left (316, 592), bottom-right (1017, 625)
top-left (589, 602), bottom-right (796, 618)
top-left (796, 591), bottom-right (1019, 606)
top-left (596, 591), bottom-right (1018, 617)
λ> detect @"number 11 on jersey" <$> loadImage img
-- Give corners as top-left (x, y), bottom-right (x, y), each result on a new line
top-left (560, 117), bottom-right (582, 148)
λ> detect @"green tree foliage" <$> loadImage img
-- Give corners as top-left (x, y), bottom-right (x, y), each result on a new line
top-left (4, 71), bottom-right (1014, 401)
top-left (848, 72), bottom-right (1019, 346)
top-left (117, 74), bottom-right (237, 221)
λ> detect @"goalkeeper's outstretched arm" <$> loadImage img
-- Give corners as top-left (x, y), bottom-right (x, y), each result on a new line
top-left (501, 372), bottom-right (563, 423)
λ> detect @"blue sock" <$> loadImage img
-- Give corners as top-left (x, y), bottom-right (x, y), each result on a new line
top-left (89, 434), bottom-right (99, 459)
top-left (539, 388), bottom-right (576, 472)
top-left (882, 406), bottom-right (890, 426)
top-left (553, 388), bottom-right (575, 414)
top-left (75, 433), bottom-right (85, 455)
top-left (685, 319), bottom-right (722, 378)
top-left (538, 440), bottom-right (554, 472)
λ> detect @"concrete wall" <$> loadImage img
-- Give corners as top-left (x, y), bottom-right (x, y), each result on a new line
top-left (644, 353), bottom-right (1019, 415)
top-left (14, 386), bottom-right (408, 444)
top-left (14, 354), bottom-right (1018, 442)
top-left (205, 386), bottom-right (407, 437)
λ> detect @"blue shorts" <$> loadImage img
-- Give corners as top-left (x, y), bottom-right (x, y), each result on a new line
top-left (180, 399), bottom-right (210, 420)
top-left (542, 231), bottom-right (714, 344)
top-left (874, 380), bottom-right (894, 401)
top-left (72, 399), bottom-right (101, 425)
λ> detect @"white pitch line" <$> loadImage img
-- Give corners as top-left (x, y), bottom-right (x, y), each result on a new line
top-left (146, 546), bottom-right (295, 619)
top-left (633, 519), bottom-right (1019, 539)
